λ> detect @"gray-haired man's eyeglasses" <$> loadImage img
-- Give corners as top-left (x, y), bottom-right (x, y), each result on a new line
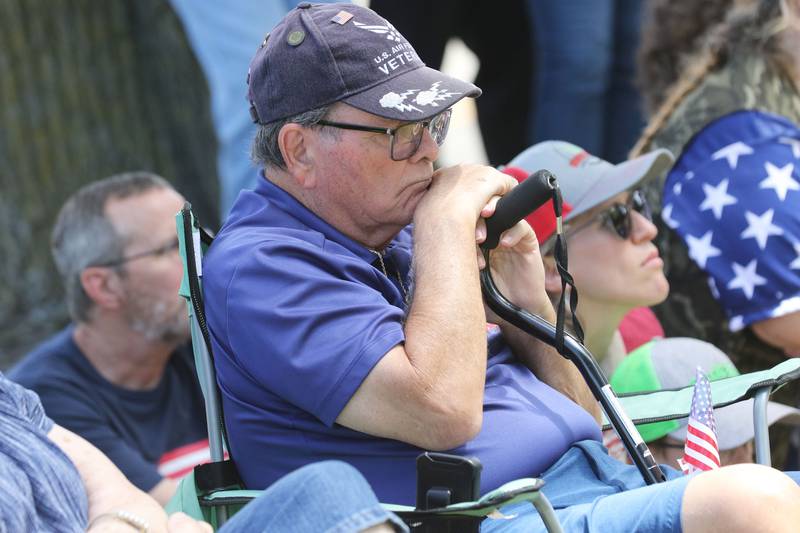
top-left (317, 108), bottom-right (452, 161)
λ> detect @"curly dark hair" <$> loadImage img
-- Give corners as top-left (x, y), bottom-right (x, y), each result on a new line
top-left (637, 0), bottom-right (748, 117)
top-left (631, 0), bottom-right (792, 157)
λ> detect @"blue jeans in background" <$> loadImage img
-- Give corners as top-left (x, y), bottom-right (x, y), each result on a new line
top-left (526, 0), bottom-right (645, 163)
top-left (169, 1), bottom-right (344, 220)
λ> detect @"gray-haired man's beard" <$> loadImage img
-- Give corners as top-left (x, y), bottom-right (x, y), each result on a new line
top-left (126, 297), bottom-right (189, 345)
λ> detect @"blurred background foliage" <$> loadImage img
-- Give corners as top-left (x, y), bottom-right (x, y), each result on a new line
top-left (0, 0), bottom-right (220, 367)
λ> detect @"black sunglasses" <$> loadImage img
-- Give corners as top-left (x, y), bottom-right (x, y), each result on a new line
top-left (316, 108), bottom-right (452, 161)
top-left (569, 189), bottom-right (652, 240)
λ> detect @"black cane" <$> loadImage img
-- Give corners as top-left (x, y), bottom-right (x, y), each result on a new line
top-left (481, 169), bottom-right (665, 485)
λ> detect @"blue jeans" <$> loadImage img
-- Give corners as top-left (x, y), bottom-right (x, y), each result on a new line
top-left (482, 440), bottom-right (800, 532)
top-left (526, 0), bottom-right (644, 162)
top-left (219, 460), bottom-right (408, 532)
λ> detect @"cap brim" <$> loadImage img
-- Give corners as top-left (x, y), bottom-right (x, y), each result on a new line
top-left (668, 400), bottom-right (800, 450)
top-left (567, 148), bottom-right (674, 220)
top-left (343, 65), bottom-right (481, 121)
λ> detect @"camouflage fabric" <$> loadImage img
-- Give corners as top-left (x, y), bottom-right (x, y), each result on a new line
top-left (646, 47), bottom-right (800, 377)
top-left (645, 47), bottom-right (800, 466)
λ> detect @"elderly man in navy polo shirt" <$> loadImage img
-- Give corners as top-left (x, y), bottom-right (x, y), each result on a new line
top-left (203, 3), bottom-right (800, 531)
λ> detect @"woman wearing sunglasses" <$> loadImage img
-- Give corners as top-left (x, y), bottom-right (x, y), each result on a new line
top-left (502, 140), bottom-right (674, 374)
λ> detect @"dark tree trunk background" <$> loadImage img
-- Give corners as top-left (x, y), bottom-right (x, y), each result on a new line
top-left (0, 0), bottom-right (220, 368)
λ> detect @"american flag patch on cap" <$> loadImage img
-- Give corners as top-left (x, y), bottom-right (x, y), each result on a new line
top-left (331, 10), bottom-right (353, 25)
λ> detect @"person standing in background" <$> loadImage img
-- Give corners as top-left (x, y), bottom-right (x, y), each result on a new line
top-left (170, 0), bottom-right (346, 218)
top-left (526, 0), bottom-right (646, 163)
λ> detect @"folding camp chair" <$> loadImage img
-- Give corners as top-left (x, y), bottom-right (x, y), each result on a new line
top-left (169, 203), bottom-right (564, 532)
top-left (603, 359), bottom-right (800, 466)
top-left (170, 202), bottom-right (800, 530)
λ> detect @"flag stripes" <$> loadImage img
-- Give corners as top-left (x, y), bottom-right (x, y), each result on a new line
top-left (681, 368), bottom-right (720, 474)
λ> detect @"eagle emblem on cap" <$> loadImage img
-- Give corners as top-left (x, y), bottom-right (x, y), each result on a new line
top-left (380, 90), bottom-right (421, 113)
top-left (379, 82), bottom-right (461, 114)
top-left (414, 82), bottom-right (459, 106)
top-left (353, 20), bottom-right (403, 41)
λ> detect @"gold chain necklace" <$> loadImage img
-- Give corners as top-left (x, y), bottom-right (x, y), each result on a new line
top-left (369, 249), bottom-right (408, 303)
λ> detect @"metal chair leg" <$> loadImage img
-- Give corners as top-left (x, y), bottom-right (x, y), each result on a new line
top-left (753, 387), bottom-right (771, 466)
top-left (532, 493), bottom-right (564, 533)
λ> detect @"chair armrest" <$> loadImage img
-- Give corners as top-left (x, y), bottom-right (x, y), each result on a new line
top-left (388, 478), bottom-right (562, 533)
top-left (602, 358), bottom-right (800, 429)
top-left (387, 477), bottom-right (544, 517)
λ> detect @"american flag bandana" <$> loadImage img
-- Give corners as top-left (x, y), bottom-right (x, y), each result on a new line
top-left (679, 368), bottom-right (721, 474)
top-left (662, 110), bottom-right (800, 331)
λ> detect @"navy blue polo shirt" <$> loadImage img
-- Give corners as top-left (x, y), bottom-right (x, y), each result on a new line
top-left (203, 176), bottom-right (601, 504)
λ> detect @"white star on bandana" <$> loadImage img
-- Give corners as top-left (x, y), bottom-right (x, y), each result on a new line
top-left (759, 161), bottom-right (799, 201)
top-left (790, 242), bottom-right (800, 270)
top-left (712, 141), bottom-right (753, 169)
top-left (740, 209), bottom-right (783, 250)
top-left (699, 178), bottom-right (738, 220)
top-left (686, 230), bottom-right (721, 269)
top-left (779, 137), bottom-right (800, 158)
top-left (661, 203), bottom-right (679, 229)
top-left (727, 259), bottom-right (767, 300)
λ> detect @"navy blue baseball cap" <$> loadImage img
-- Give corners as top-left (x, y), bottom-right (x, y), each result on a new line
top-left (246, 2), bottom-right (481, 124)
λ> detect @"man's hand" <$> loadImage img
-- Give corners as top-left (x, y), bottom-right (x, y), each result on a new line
top-left (475, 195), bottom-right (554, 324)
top-left (414, 164), bottom-right (519, 229)
top-left (167, 513), bottom-right (213, 533)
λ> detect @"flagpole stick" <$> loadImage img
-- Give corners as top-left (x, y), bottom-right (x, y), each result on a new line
top-left (480, 265), bottom-right (666, 485)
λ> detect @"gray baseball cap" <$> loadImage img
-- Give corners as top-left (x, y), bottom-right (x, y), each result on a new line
top-left (507, 141), bottom-right (674, 221)
top-left (247, 2), bottom-right (480, 124)
top-left (611, 337), bottom-right (800, 450)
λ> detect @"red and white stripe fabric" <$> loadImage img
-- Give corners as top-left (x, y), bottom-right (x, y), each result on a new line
top-left (157, 439), bottom-right (219, 479)
top-left (602, 428), bottom-right (629, 464)
top-left (679, 368), bottom-right (720, 474)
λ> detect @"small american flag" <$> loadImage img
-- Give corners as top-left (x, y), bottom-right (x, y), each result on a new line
top-left (330, 10), bottom-right (354, 25)
top-left (679, 367), bottom-right (721, 474)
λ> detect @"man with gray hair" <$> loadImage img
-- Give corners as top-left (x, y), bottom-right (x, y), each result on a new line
top-left (10, 172), bottom-right (208, 505)
top-left (203, 3), bottom-right (800, 531)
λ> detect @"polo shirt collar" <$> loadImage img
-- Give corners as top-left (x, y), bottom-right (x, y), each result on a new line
top-left (254, 175), bottom-right (399, 264)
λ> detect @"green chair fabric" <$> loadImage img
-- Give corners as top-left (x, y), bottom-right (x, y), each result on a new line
top-left (605, 359), bottom-right (800, 428)
top-left (604, 358), bottom-right (800, 466)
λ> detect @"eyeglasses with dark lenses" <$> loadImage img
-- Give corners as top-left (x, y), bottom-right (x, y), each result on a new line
top-left (316, 108), bottom-right (452, 161)
top-left (598, 189), bottom-right (651, 239)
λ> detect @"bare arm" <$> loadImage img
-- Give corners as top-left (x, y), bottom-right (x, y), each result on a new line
top-left (47, 424), bottom-right (209, 533)
top-left (337, 164), bottom-right (517, 450)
